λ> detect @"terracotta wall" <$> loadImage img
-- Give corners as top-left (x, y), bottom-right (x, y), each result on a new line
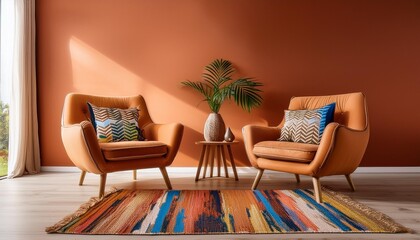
top-left (37, 0), bottom-right (420, 167)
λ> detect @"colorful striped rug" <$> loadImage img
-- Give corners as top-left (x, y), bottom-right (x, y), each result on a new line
top-left (46, 188), bottom-right (407, 235)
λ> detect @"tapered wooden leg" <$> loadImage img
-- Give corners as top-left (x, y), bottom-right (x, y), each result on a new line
top-left (295, 174), bottom-right (300, 183)
top-left (216, 146), bottom-right (221, 177)
top-left (133, 170), bottom-right (137, 180)
top-left (99, 173), bottom-right (107, 198)
top-left (202, 146), bottom-right (210, 179)
top-left (209, 146), bottom-right (215, 177)
top-left (252, 169), bottom-right (264, 190)
top-left (227, 145), bottom-right (238, 181)
top-left (312, 177), bottom-right (322, 203)
top-left (221, 146), bottom-right (229, 178)
top-left (195, 145), bottom-right (207, 181)
top-left (160, 167), bottom-right (172, 190)
top-left (345, 174), bottom-right (356, 191)
top-left (79, 171), bottom-right (86, 186)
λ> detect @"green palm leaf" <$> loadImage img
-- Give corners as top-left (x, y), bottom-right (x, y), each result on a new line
top-left (180, 81), bottom-right (209, 97)
top-left (181, 59), bottom-right (263, 113)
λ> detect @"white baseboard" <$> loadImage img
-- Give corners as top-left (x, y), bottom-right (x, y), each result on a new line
top-left (41, 166), bottom-right (420, 174)
top-left (354, 167), bottom-right (420, 173)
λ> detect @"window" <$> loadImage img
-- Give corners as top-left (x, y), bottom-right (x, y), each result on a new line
top-left (0, 0), bottom-right (11, 178)
top-left (0, 101), bottom-right (8, 178)
top-left (0, 0), bottom-right (40, 178)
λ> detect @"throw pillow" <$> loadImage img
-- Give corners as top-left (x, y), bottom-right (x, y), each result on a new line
top-left (87, 103), bottom-right (145, 143)
top-left (279, 103), bottom-right (336, 144)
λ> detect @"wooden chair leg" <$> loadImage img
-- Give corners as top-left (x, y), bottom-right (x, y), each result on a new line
top-left (252, 169), bottom-right (264, 190)
top-left (345, 174), bottom-right (356, 191)
top-left (99, 173), bottom-right (107, 198)
top-left (79, 171), bottom-right (86, 186)
top-left (312, 177), bottom-right (322, 203)
top-left (295, 174), bottom-right (300, 183)
top-left (160, 167), bottom-right (172, 190)
top-left (133, 170), bottom-right (137, 180)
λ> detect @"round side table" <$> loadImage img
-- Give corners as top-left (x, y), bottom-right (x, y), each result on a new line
top-left (195, 141), bottom-right (239, 181)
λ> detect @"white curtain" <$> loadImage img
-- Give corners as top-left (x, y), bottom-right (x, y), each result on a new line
top-left (1, 0), bottom-right (40, 178)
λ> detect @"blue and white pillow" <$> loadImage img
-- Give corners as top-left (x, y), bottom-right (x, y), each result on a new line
top-left (87, 103), bottom-right (145, 143)
top-left (279, 103), bottom-right (336, 144)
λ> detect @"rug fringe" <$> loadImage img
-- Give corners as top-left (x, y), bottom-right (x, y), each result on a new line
top-left (45, 187), bottom-right (121, 233)
top-left (322, 187), bottom-right (410, 233)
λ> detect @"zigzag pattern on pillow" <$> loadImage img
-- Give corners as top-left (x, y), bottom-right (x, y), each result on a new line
top-left (88, 104), bottom-right (144, 143)
top-left (280, 110), bottom-right (322, 144)
top-left (279, 103), bottom-right (336, 145)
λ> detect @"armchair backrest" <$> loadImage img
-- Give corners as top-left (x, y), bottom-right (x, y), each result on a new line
top-left (284, 92), bottom-right (368, 131)
top-left (62, 93), bottom-right (153, 129)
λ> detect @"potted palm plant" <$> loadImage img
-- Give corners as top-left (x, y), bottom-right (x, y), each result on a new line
top-left (182, 59), bottom-right (263, 141)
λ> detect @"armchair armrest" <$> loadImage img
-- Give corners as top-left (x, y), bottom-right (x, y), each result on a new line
top-left (143, 122), bottom-right (184, 165)
top-left (310, 122), bottom-right (369, 177)
top-left (61, 120), bottom-right (106, 174)
top-left (242, 125), bottom-right (281, 168)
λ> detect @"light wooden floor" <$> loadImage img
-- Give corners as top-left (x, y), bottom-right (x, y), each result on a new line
top-left (0, 170), bottom-right (419, 240)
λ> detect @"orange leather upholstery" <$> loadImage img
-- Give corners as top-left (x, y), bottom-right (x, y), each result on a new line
top-left (61, 93), bottom-right (184, 197)
top-left (100, 141), bottom-right (167, 161)
top-left (253, 141), bottom-right (318, 163)
top-left (242, 92), bottom-right (369, 203)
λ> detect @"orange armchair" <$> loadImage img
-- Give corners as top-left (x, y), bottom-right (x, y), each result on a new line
top-left (242, 92), bottom-right (369, 203)
top-left (61, 93), bottom-right (184, 197)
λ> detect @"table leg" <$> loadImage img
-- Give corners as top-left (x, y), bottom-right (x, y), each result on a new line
top-left (202, 145), bottom-right (210, 179)
top-left (227, 145), bottom-right (238, 181)
top-left (216, 146), bottom-right (221, 177)
top-left (221, 146), bottom-right (229, 178)
top-left (195, 145), bottom-right (207, 181)
top-left (209, 146), bottom-right (215, 177)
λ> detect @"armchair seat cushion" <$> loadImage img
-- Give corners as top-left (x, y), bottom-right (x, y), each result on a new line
top-left (100, 141), bottom-right (167, 161)
top-left (253, 141), bottom-right (318, 163)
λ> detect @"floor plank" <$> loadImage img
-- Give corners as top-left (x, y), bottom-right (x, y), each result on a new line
top-left (0, 170), bottom-right (419, 239)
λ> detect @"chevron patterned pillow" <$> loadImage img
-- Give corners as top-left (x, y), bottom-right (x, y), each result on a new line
top-left (280, 103), bottom-right (335, 144)
top-left (87, 103), bottom-right (145, 143)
